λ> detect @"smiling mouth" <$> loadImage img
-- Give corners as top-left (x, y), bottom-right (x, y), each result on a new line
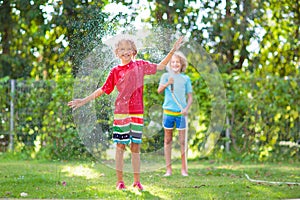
top-left (122, 53), bottom-right (131, 57)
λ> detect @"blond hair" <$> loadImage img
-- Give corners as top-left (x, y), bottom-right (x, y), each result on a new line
top-left (114, 39), bottom-right (138, 57)
top-left (170, 51), bottom-right (188, 72)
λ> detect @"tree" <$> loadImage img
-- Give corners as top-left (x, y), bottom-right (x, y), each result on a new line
top-left (0, 0), bottom-right (49, 79)
top-left (0, 0), bottom-right (114, 79)
top-left (255, 0), bottom-right (300, 77)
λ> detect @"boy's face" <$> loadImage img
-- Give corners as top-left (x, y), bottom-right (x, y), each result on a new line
top-left (170, 55), bottom-right (182, 73)
top-left (117, 41), bottom-right (134, 64)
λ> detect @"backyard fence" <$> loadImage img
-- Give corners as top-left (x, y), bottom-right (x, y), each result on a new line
top-left (0, 79), bottom-right (55, 152)
top-left (0, 76), bottom-right (299, 160)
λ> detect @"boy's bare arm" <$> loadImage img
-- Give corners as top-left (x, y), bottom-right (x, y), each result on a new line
top-left (83, 88), bottom-right (105, 103)
top-left (157, 77), bottom-right (174, 93)
top-left (68, 88), bottom-right (105, 110)
top-left (182, 93), bottom-right (193, 115)
top-left (157, 36), bottom-right (185, 70)
top-left (157, 83), bottom-right (169, 94)
top-left (186, 93), bottom-right (193, 111)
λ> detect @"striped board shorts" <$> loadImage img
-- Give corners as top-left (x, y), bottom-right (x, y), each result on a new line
top-left (112, 114), bottom-right (144, 144)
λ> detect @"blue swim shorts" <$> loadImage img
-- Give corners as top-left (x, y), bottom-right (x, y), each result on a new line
top-left (162, 110), bottom-right (186, 130)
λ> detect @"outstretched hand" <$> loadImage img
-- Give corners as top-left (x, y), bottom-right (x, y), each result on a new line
top-left (67, 99), bottom-right (85, 110)
top-left (172, 36), bottom-right (185, 52)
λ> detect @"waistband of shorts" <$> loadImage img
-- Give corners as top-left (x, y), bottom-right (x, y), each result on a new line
top-left (114, 113), bottom-right (143, 119)
top-left (163, 109), bottom-right (182, 116)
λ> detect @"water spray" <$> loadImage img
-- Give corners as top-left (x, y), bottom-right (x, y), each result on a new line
top-left (71, 25), bottom-right (226, 173)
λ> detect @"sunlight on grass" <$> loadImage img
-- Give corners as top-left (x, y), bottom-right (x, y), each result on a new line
top-left (130, 188), bottom-right (143, 196)
top-left (62, 165), bottom-right (104, 179)
top-left (1, 160), bottom-right (299, 199)
top-left (145, 185), bottom-right (175, 199)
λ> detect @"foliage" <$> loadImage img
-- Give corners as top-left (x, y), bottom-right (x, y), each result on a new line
top-left (256, 0), bottom-right (300, 77)
top-left (0, 77), bottom-right (10, 151)
top-left (223, 71), bottom-right (300, 161)
top-left (0, 75), bottom-right (90, 159)
top-left (0, 0), bottom-right (115, 79)
top-left (1, 69), bottom-right (299, 161)
top-left (0, 0), bottom-right (50, 79)
top-left (37, 74), bottom-right (89, 160)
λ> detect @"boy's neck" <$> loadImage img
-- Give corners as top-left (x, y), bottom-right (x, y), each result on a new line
top-left (120, 60), bottom-right (132, 66)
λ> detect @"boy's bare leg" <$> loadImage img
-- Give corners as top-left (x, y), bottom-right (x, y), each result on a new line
top-left (130, 142), bottom-right (140, 182)
top-left (164, 129), bottom-right (173, 175)
top-left (179, 129), bottom-right (188, 176)
top-left (116, 143), bottom-right (126, 182)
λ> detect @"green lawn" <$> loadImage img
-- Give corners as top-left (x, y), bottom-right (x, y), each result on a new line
top-left (0, 158), bottom-right (299, 199)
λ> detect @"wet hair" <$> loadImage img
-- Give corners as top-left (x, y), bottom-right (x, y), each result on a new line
top-left (170, 51), bottom-right (188, 72)
top-left (114, 39), bottom-right (138, 57)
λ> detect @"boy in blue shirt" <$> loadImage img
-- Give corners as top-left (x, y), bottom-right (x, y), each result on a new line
top-left (157, 51), bottom-right (193, 176)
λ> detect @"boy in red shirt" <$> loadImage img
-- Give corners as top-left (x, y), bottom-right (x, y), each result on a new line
top-left (68, 36), bottom-right (184, 190)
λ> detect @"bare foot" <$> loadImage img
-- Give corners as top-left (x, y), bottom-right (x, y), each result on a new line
top-left (163, 171), bottom-right (172, 177)
top-left (181, 170), bottom-right (188, 176)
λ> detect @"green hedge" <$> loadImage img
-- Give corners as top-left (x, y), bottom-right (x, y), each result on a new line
top-left (223, 71), bottom-right (300, 161)
top-left (0, 75), bottom-right (88, 159)
top-left (0, 72), bottom-right (299, 161)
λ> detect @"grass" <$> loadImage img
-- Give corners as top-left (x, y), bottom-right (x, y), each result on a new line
top-left (0, 158), bottom-right (299, 200)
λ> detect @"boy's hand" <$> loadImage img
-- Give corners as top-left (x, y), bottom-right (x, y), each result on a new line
top-left (167, 77), bottom-right (174, 85)
top-left (172, 36), bottom-right (185, 52)
top-left (67, 99), bottom-right (85, 110)
top-left (181, 107), bottom-right (189, 116)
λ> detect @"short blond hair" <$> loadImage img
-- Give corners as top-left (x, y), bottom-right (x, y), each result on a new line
top-left (114, 39), bottom-right (138, 57)
top-left (170, 51), bottom-right (188, 72)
